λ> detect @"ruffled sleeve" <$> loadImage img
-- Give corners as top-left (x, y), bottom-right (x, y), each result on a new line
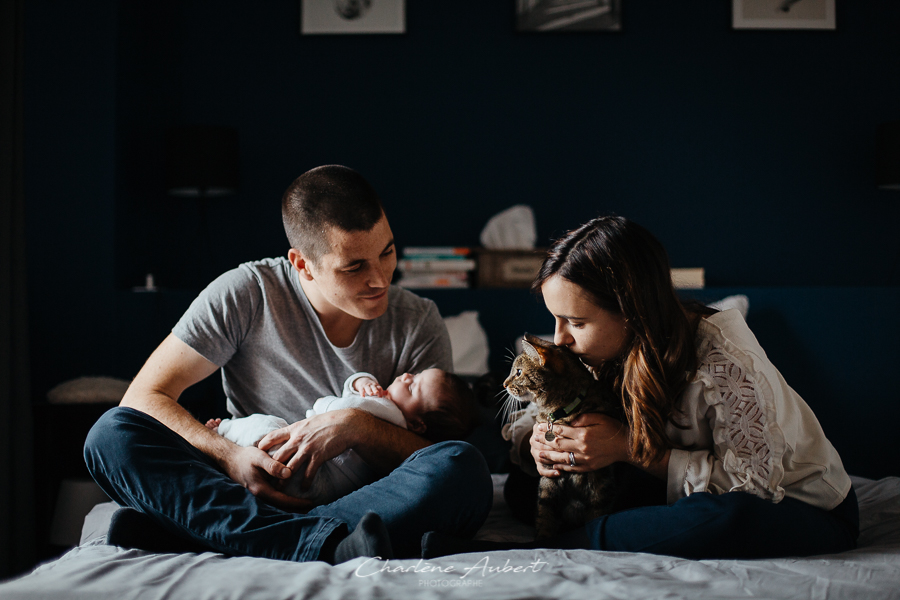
top-left (667, 310), bottom-right (851, 510)
top-left (667, 335), bottom-right (787, 505)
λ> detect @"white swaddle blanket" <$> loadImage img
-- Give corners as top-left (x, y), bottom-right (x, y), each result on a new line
top-left (217, 373), bottom-right (406, 505)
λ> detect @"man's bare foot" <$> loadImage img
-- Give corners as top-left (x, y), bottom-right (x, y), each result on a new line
top-left (205, 418), bottom-right (222, 432)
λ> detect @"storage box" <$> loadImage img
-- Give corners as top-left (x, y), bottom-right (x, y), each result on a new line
top-left (671, 267), bottom-right (705, 289)
top-left (476, 248), bottom-right (547, 288)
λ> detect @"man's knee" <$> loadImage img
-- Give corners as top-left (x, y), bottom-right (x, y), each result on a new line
top-left (84, 407), bottom-right (164, 478)
top-left (417, 441), bottom-right (493, 502)
top-left (421, 441), bottom-right (493, 535)
top-left (85, 407), bottom-right (128, 471)
top-left (421, 440), bottom-right (489, 475)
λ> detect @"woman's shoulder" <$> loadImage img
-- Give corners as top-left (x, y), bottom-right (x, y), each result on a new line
top-left (695, 309), bottom-right (767, 364)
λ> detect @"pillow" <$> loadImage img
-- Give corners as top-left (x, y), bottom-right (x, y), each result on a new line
top-left (47, 376), bottom-right (131, 404)
top-left (443, 311), bottom-right (490, 376)
top-left (708, 294), bottom-right (749, 319)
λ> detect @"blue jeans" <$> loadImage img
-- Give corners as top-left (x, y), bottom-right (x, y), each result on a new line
top-left (585, 486), bottom-right (859, 559)
top-left (84, 407), bottom-right (493, 561)
top-left (505, 464), bottom-right (859, 559)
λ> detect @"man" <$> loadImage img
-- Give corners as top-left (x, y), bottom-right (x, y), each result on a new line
top-left (84, 165), bottom-right (492, 563)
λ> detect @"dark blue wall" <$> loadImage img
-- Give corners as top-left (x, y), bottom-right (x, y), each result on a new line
top-left (99, 1), bottom-right (900, 290)
top-left (24, 2), bottom-right (900, 477)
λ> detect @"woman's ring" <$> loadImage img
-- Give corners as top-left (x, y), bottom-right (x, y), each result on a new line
top-left (568, 452), bottom-right (576, 467)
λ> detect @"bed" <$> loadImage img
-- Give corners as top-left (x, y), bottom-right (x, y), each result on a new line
top-left (1, 474), bottom-right (899, 599)
top-left (4, 295), bottom-right (899, 598)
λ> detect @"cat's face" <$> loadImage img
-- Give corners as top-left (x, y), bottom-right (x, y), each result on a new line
top-left (504, 334), bottom-right (593, 414)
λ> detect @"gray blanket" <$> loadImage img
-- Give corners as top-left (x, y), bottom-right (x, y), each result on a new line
top-left (3, 475), bottom-right (899, 600)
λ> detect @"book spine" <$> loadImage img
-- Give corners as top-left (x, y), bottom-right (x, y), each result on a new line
top-left (401, 246), bottom-right (472, 257)
top-left (398, 272), bottom-right (471, 289)
top-left (401, 254), bottom-right (473, 261)
top-left (398, 258), bottom-right (477, 272)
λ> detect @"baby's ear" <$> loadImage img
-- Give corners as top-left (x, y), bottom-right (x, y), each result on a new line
top-left (407, 419), bottom-right (426, 435)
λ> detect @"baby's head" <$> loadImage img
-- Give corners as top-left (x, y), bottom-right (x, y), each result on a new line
top-left (386, 368), bottom-right (478, 443)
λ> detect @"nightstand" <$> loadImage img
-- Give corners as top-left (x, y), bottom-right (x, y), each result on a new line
top-left (32, 402), bottom-right (115, 561)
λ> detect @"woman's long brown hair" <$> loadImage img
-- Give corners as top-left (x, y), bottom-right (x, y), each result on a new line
top-left (532, 216), bottom-right (709, 467)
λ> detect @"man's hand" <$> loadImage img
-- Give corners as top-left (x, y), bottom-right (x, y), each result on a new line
top-left (257, 409), bottom-right (358, 490)
top-left (220, 444), bottom-right (313, 512)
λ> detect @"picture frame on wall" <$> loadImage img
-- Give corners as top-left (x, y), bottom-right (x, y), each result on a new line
top-left (732, 0), bottom-right (835, 30)
top-left (301, 0), bottom-right (405, 35)
top-left (516, 0), bottom-right (622, 33)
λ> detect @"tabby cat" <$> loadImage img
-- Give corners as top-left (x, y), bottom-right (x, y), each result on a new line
top-left (504, 333), bottom-right (623, 539)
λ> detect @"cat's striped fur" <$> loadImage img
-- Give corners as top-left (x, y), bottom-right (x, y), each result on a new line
top-left (504, 333), bottom-right (623, 539)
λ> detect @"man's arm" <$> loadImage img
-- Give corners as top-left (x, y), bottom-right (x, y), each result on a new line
top-left (258, 293), bottom-right (452, 485)
top-left (259, 409), bottom-right (429, 484)
top-left (121, 333), bottom-right (308, 510)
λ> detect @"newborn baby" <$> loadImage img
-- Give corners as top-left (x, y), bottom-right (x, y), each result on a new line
top-left (207, 369), bottom-right (476, 505)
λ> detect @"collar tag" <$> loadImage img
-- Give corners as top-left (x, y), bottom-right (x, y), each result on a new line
top-left (549, 386), bottom-right (588, 422)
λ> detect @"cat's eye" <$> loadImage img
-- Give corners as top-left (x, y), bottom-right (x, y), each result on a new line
top-left (515, 368), bottom-right (522, 376)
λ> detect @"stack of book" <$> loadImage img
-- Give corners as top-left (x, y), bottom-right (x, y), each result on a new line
top-left (396, 247), bottom-right (476, 289)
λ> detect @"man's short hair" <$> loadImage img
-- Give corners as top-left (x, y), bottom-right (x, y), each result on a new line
top-left (281, 165), bottom-right (385, 264)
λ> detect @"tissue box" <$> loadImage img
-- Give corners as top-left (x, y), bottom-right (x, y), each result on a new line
top-left (476, 249), bottom-right (547, 288)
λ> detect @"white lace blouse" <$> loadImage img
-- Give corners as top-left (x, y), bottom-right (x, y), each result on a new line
top-left (502, 308), bottom-right (852, 511)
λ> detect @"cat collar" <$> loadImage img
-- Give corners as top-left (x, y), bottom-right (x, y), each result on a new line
top-left (548, 386), bottom-right (589, 423)
top-left (545, 386), bottom-right (590, 442)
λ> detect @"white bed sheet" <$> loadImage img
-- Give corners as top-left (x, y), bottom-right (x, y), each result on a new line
top-left (2, 475), bottom-right (899, 600)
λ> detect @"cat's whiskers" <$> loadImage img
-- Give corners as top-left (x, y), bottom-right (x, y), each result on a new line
top-left (505, 332), bottom-right (621, 539)
top-left (497, 388), bottom-right (527, 428)
top-left (504, 346), bottom-right (518, 364)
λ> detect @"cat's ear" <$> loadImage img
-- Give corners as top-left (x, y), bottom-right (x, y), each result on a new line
top-left (524, 333), bottom-right (550, 348)
top-left (541, 350), bottom-right (569, 375)
top-left (522, 339), bottom-right (544, 365)
top-left (523, 335), bottom-right (569, 373)
top-left (524, 340), bottom-right (561, 370)
top-left (523, 333), bottom-right (555, 366)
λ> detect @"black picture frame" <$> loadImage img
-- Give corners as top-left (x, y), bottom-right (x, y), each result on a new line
top-left (301, 0), bottom-right (406, 35)
top-left (732, 0), bottom-right (836, 30)
top-left (516, 0), bottom-right (622, 33)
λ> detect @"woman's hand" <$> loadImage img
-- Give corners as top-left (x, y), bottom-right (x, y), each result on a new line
top-left (530, 413), bottom-right (629, 477)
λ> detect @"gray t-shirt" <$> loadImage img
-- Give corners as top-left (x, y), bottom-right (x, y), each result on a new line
top-left (172, 257), bottom-right (453, 422)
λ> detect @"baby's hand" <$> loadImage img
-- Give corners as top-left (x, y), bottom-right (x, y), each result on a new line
top-left (359, 382), bottom-right (385, 398)
top-left (205, 418), bottom-right (222, 432)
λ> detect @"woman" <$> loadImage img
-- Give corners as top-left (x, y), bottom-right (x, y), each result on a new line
top-left (426, 215), bottom-right (858, 560)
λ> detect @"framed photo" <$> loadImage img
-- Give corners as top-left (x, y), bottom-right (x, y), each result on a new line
top-left (516, 0), bottom-right (621, 33)
top-left (732, 0), bottom-right (835, 30)
top-left (301, 0), bottom-right (405, 35)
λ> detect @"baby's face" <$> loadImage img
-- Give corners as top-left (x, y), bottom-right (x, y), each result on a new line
top-left (386, 369), bottom-right (443, 427)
